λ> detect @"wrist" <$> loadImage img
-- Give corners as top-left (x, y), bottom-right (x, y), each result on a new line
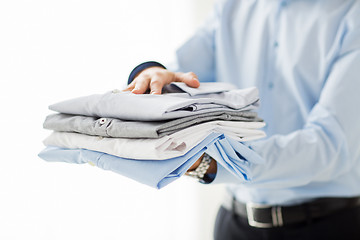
top-left (187, 153), bottom-right (204, 172)
top-left (186, 153), bottom-right (217, 182)
top-left (207, 157), bottom-right (217, 175)
top-left (128, 61), bottom-right (166, 84)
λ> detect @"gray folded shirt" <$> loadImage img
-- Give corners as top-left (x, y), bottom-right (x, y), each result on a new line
top-left (48, 83), bottom-right (260, 121)
top-left (43, 111), bottom-right (262, 139)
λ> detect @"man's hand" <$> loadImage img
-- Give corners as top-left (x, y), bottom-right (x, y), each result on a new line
top-left (123, 66), bottom-right (200, 95)
top-left (124, 66), bottom-right (217, 176)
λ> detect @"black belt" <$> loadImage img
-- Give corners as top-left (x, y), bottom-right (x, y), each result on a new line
top-left (223, 195), bottom-right (360, 228)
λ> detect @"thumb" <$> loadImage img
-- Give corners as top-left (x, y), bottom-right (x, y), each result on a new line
top-left (174, 72), bottom-right (200, 88)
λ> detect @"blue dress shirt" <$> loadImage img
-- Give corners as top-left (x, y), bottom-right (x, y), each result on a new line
top-left (168, 0), bottom-right (360, 204)
top-left (39, 132), bottom-right (264, 189)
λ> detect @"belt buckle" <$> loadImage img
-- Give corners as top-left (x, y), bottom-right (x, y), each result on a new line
top-left (246, 202), bottom-right (284, 228)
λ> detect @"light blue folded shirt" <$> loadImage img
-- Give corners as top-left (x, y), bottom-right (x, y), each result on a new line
top-left (38, 132), bottom-right (264, 189)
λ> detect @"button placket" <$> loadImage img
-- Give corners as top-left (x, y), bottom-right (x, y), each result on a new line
top-left (266, 1), bottom-right (287, 91)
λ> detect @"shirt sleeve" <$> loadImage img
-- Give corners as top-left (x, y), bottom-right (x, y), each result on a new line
top-left (166, 0), bottom-right (227, 82)
top-left (212, 10), bottom-right (360, 188)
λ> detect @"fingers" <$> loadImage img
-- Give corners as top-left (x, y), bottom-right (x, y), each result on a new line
top-left (124, 70), bottom-right (174, 95)
top-left (123, 81), bottom-right (136, 92)
top-left (174, 72), bottom-right (200, 88)
top-left (123, 67), bottom-right (166, 94)
top-left (123, 69), bottom-right (200, 95)
top-left (131, 75), bottom-right (151, 94)
top-left (149, 73), bottom-right (165, 94)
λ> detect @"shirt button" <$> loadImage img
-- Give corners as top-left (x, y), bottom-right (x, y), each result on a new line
top-left (274, 41), bottom-right (279, 48)
top-left (281, 1), bottom-right (287, 7)
top-left (98, 118), bottom-right (107, 125)
top-left (268, 82), bottom-right (274, 89)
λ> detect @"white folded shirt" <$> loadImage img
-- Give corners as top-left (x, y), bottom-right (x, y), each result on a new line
top-left (43, 121), bottom-right (266, 160)
top-left (48, 83), bottom-right (260, 121)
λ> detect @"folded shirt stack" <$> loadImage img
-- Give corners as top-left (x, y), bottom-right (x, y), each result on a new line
top-left (39, 82), bottom-right (266, 189)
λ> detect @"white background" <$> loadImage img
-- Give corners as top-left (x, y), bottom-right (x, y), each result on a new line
top-left (0, 1), bottom-right (226, 239)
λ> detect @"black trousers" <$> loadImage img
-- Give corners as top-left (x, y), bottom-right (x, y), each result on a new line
top-left (214, 205), bottom-right (360, 240)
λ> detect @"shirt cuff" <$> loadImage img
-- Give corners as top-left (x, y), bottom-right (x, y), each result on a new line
top-left (128, 61), bottom-right (167, 84)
